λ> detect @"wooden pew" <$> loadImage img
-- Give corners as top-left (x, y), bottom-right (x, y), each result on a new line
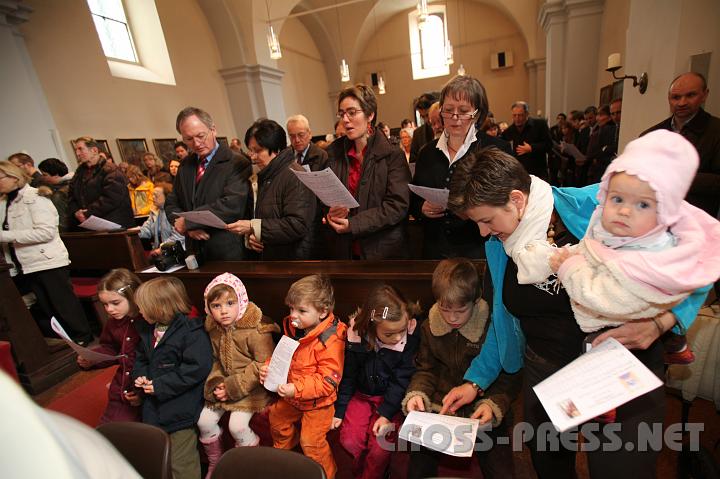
top-left (138, 260), bottom-right (486, 323)
top-left (61, 229), bottom-right (149, 274)
top-left (0, 261), bottom-right (77, 394)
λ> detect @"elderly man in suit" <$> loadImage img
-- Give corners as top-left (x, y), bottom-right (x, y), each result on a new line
top-left (286, 114), bottom-right (327, 171)
top-left (165, 107), bottom-right (252, 261)
top-left (501, 100), bottom-right (553, 179)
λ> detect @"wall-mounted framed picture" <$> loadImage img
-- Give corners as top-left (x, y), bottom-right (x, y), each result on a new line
top-left (116, 138), bottom-right (149, 167)
top-left (217, 136), bottom-right (229, 148)
top-left (599, 84), bottom-right (613, 107)
top-left (70, 138), bottom-right (110, 161)
top-left (612, 79), bottom-right (624, 103)
top-left (153, 138), bottom-right (179, 167)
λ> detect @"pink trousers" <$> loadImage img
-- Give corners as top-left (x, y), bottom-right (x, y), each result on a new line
top-left (338, 392), bottom-right (402, 479)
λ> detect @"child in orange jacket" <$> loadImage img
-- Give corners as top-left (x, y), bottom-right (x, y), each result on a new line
top-left (260, 275), bottom-right (347, 479)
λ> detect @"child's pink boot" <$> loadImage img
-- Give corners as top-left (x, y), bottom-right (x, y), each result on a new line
top-left (200, 434), bottom-right (224, 479)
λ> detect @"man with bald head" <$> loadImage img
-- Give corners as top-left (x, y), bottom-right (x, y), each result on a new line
top-left (642, 72), bottom-right (720, 215)
top-left (286, 114), bottom-right (327, 171)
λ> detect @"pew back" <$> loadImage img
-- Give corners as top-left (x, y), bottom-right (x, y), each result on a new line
top-left (138, 260), bottom-right (485, 324)
top-left (62, 230), bottom-right (149, 274)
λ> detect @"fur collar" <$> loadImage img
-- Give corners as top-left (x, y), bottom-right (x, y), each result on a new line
top-left (205, 301), bottom-right (264, 332)
top-left (427, 299), bottom-right (488, 343)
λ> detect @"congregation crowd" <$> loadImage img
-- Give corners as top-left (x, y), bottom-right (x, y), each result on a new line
top-left (1, 70), bottom-right (720, 479)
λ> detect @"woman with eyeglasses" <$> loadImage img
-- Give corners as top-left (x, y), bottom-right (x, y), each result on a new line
top-left (226, 119), bottom-right (316, 260)
top-left (324, 84), bottom-right (411, 260)
top-left (410, 75), bottom-right (512, 259)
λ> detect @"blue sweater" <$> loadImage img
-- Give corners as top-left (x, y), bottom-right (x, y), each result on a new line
top-left (464, 184), bottom-right (710, 389)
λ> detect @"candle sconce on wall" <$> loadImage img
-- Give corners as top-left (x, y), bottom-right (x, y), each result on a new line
top-left (606, 53), bottom-right (648, 94)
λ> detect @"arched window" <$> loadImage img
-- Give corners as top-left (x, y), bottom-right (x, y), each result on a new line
top-left (408, 5), bottom-right (450, 80)
top-left (85, 0), bottom-right (175, 85)
top-left (87, 0), bottom-right (137, 62)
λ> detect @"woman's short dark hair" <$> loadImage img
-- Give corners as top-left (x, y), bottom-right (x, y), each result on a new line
top-left (173, 141), bottom-right (187, 151)
top-left (244, 118), bottom-right (287, 155)
top-left (439, 75), bottom-right (490, 127)
top-left (338, 84), bottom-right (377, 126)
top-left (38, 158), bottom-right (68, 177)
top-left (447, 147), bottom-right (530, 212)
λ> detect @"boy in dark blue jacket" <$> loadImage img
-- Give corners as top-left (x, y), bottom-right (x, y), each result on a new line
top-left (132, 277), bottom-right (212, 479)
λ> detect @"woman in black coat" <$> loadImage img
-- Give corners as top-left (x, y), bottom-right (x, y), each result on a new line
top-left (226, 119), bottom-right (315, 260)
top-left (410, 76), bottom-right (511, 259)
top-left (324, 84), bottom-right (411, 260)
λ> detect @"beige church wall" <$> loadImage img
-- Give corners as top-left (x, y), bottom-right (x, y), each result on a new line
top-left (356, 0), bottom-right (529, 128)
top-left (19, 0), bottom-right (237, 169)
top-left (620, 0), bottom-right (720, 149)
top-left (594, 0), bottom-right (630, 106)
top-left (278, 17), bottom-right (335, 136)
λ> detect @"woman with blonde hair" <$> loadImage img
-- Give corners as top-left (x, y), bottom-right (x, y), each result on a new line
top-left (125, 164), bottom-right (154, 216)
top-left (0, 160), bottom-right (93, 345)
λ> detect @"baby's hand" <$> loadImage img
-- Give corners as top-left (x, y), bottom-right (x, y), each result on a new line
top-left (76, 356), bottom-right (92, 369)
top-left (134, 376), bottom-right (149, 388)
top-left (277, 383), bottom-right (296, 398)
top-left (123, 390), bottom-right (142, 406)
top-left (259, 363), bottom-right (269, 384)
top-left (331, 417), bottom-right (343, 430)
top-left (372, 416), bottom-right (392, 437)
top-left (214, 383), bottom-right (228, 401)
top-left (549, 247), bottom-right (574, 273)
top-left (405, 395), bottom-right (426, 412)
top-left (471, 403), bottom-right (494, 424)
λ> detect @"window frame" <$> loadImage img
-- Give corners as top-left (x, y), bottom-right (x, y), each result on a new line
top-left (408, 4), bottom-right (450, 80)
top-left (87, 0), bottom-right (139, 64)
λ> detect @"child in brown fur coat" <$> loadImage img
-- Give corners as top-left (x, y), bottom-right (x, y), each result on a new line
top-left (197, 273), bottom-right (279, 478)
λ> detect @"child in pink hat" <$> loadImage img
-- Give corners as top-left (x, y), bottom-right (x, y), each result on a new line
top-left (551, 130), bottom-right (720, 368)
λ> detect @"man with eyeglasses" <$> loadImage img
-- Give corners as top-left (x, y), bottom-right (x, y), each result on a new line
top-left (287, 114), bottom-right (327, 171)
top-left (165, 107), bottom-right (253, 261)
top-left (501, 101), bottom-right (553, 179)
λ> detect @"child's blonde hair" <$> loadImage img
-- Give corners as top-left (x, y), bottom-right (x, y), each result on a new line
top-left (285, 274), bottom-right (335, 314)
top-left (98, 268), bottom-right (142, 314)
top-left (353, 284), bottom-right (421, 350)
top-left (432, 258), bottom-right (481, 307)
top-left (135, 276), bottom-right (191, 325)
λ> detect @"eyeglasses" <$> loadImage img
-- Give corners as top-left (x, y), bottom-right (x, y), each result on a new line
top-left (289, 131), bottom-right (309, 140)
top-left (336, 108), bottom-right (363, 120)
top-left (182, 130), bottom-right (211, 145)
top-left (440, 109), bottom-right (478, 120)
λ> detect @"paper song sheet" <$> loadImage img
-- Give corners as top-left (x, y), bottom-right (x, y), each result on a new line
top-left (290, 167), bottom-right (359, 208)
top-left (533, 337), bottom-right (663, 432)
top-left (399, 411), bottom-right (489, 457)
top-left (78, 215), bottom-right (122, 232)
top-left (50, 317), bottom-right (122, 364)
top-left (141, 264), bottom-right (185, 274)
top-left (177, 210), bottom-right (227, 229)
top-left (560, 142), bottom-right (587, 162)
top-left (408, 184), bottom-right (449, 209)
top-left (264, 335), bottom-right (300, 392)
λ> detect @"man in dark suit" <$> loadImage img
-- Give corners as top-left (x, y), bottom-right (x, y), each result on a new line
top-left (501, 101), bottom-right (552, 179)
top-left (642, 72), bottom-right (720, 216)
top-left (165, 107), bottom-right (252, 261)
top-left (586, 104), bottom-right (618, 183)
top-left (409, 92), bottom-right (439, 163)
top-left (286, 114), bottom-right (327, 171)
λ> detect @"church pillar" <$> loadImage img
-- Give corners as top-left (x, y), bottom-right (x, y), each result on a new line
top-left (219, 64), bottom-right (286, 133)
top-left (539, 0), bottom-right (604, 119)
top-left (0, 2), bottom-right (66, 163)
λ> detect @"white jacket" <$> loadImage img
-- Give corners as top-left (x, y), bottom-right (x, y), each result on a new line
top-left (557, 240), bottom-right (688, 332)
top-left (0, 184), bottom-right (70, 275)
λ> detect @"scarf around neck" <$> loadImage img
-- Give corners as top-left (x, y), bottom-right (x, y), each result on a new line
top-left (503, 175), bottom-right (556, 284)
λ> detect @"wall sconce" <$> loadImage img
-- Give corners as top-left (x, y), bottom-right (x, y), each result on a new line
top-left (606, 53), bottom-right (648, 94)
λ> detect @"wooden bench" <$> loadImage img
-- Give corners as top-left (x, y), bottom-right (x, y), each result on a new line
top-left (0, 262), bottom-right (77, 394)
top-left (61, 229), bottom-right (150, 274)
top-left (138, 260), bottom-right (486, 323)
